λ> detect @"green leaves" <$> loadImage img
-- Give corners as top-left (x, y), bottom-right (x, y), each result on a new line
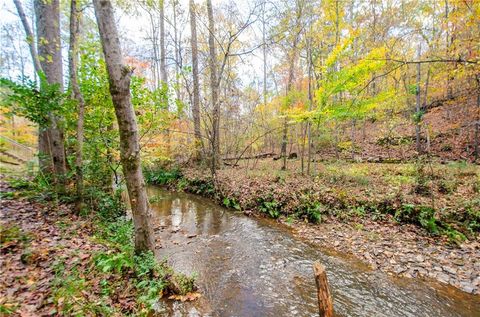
top-left (0, 77), bottom-right (66, 128)
top-left (223, 197), bottom-right (241, 210)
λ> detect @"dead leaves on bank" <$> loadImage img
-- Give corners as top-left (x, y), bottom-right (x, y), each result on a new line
top-left (168, 292), bottom-right (202, 302)
top-left (1, 180), bottom-right (200, 316)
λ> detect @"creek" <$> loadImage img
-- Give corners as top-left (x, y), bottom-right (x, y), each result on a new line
top-left (148, 186), bottom-right (480, 317)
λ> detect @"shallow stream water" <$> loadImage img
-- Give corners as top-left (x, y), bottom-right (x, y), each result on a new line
top-left (148, 186), bottom-right (480, 317)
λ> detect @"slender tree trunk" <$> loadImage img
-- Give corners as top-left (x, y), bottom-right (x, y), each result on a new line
top-left (475, 74), bottom-right (480, 162)
top-left (159, 0), bottom-right (167, 85)
top-left (69, 0), bottom-right (86, 211)
top-left (281, 116), bottom-right (288, 170)
top-left (415, 44), bottom-right (422, 154)
top-left (159, 0), bottom-right (171, 155)
top-left (262, 1), bottom-right (267, 108)
top-left (307, 40), bottom-right (313, 175)
top-left (189, 0), bottom-right (202, 159)
top-left (281, 29), bottom-right (300, 171)
top-left (13, 0), bottom-right (42, 76)
top-left (34, 0), bottom-right (67, 190)
top-left (351, 119), bottom-right (356, 160)
top-left (445, 0), bottom-right (453, 99)
top-left (207, 0), bottom-right (220, 172)
top-left (93, 0), bottom-right (156, 253)
top-left (423, 66), bottom-right (430, 107)
top-left (13, 0), bottom-right (52, 173)
top-left (173, 0), bottom-right (181, 104)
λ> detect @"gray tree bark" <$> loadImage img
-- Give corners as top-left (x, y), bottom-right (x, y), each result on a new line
top-left (34, 0), bottom-right (67, 189)
top-left (189, 0), bottom-right (202, 159)
top-left (69, 0), bottom-right (86, 211)
top-left (160, 0), bottom-right (167, 85)
top-left (207, 0), bottom-right (220, 172)
top-left (13, 0), bottom-right (52, 174)
top-left (172, 0), bottom-right (181, 104)
top-left (93, 0), bottom-right (156, 253)
top-left (281, 1), bottom-right (302, 171)
top-left (13, 0), bottom-right (42, 76)
top-left (415, 44), bottom-right (422, 154)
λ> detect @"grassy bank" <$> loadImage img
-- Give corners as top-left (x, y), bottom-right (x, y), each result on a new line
top-left (0, 176), bottom-right (196, 316)
top-left (144, 159), bottom-right (479, 243)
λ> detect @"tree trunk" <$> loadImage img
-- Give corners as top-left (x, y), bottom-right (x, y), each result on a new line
top-left (307, 39), bottom-right (313, 175)
top-left (281, 42), bottom-right (297, 171)
top-left (415, 44), bottom-right (422, 154)
top-left (207, 0), bottom-right (220, 172)
top-left (262, 1), bottom-right (267, 108)
top-left (444, 0), bottom-right (455, 99)
top-left (13, 0), bottom-right (52, 173)
top-left (351, 119), bottom-right (356, 160)
top-left (159, 0), bottom-right (167, 85)
top-left (34, 0), bottom-right (67, 189)
top-left (93, 0), bottom-right (156, 253)
top-left (13, 0), bottom-right (42, 76)
top-left (69, 0), bottom-right (86, 212)
top-left (281, 116), bottom-right (288, 170)
top-left (189, 0), bottom-right (202, 159)
top-left (475, 74), bottom-right (480, 162)
top-left (173, 0), bottom-right (181, 105)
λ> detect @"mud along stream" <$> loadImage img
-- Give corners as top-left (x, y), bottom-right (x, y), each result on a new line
top-left (145, 186), bottom-right (480, 316)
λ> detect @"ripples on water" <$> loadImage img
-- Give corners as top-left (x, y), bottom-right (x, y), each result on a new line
top-left (148, 187), bottom-right (480, 317)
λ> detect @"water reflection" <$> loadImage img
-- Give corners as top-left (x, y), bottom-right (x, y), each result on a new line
top-left (148, 186), bottom-right (480, 317)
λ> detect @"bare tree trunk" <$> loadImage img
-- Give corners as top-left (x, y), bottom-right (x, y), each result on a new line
top-left (13, 0), bottom-right (52, 173)
top-left (351, 119), bottom-right (356, 160)
top-left (415, 44), bottom-right (422, 154)
top-left (159, 0), bottom-right (167, 85)
top-left (207, 0), bottom-right (220, 172)
top-left (34, 0), bottom-right (67, 190)
top-left (173, 0), bottom-right (181, 104)
top-left (281, 31), bottom-right (299, 171)
top-left (281, 116), bottom-right (288, 170)
top-left (301, 122), bottom-right (306, 174)
top-left (13, 0), bottom-right (42, 76)
top-left (69, 0), bottom-right (86, 211)
top-left (262, 1), bottom-right (267, 108)
top-left (445, 0), bottom-right (453, 99)
top-left (93, 0), bottom-right (156, 253)
top-left (475, 74), bottom-right (480, 162)
top-left (189, 0), bottom-right (202, 159)
top-left (307, 39), bottom-right (313, 175)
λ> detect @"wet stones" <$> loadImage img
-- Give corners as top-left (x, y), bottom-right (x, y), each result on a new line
top-left (289, 219), bottom-right (480, 295)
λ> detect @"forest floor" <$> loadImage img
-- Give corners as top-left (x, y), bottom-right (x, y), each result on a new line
top-left (0, 179), bottom-right (134, 316)
top-left (158, 160), bottom-right (480, 295)
top-left (0, 176), bottom-right (195, 316)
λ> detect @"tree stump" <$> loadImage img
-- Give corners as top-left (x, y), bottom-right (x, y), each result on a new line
top-left (313, 261), bottom-right (334, 317)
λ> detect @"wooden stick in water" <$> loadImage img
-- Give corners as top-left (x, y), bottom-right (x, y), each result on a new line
top-left (313, 261), bottom-right (334, 317)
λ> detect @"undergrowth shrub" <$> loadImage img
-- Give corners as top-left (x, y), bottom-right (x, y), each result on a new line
top-left (144, 167), bottom-right (182, 185)
top-left (223, 197), bottom-right (241, 210)
top-left (93, 219), bottom-right (196, 312)
top-left (85, 187), bottom-right (125, 219)
top-left (258, 196), bottom-right (281, 218)
top-left (296, 195), bottom-right (325, 223)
